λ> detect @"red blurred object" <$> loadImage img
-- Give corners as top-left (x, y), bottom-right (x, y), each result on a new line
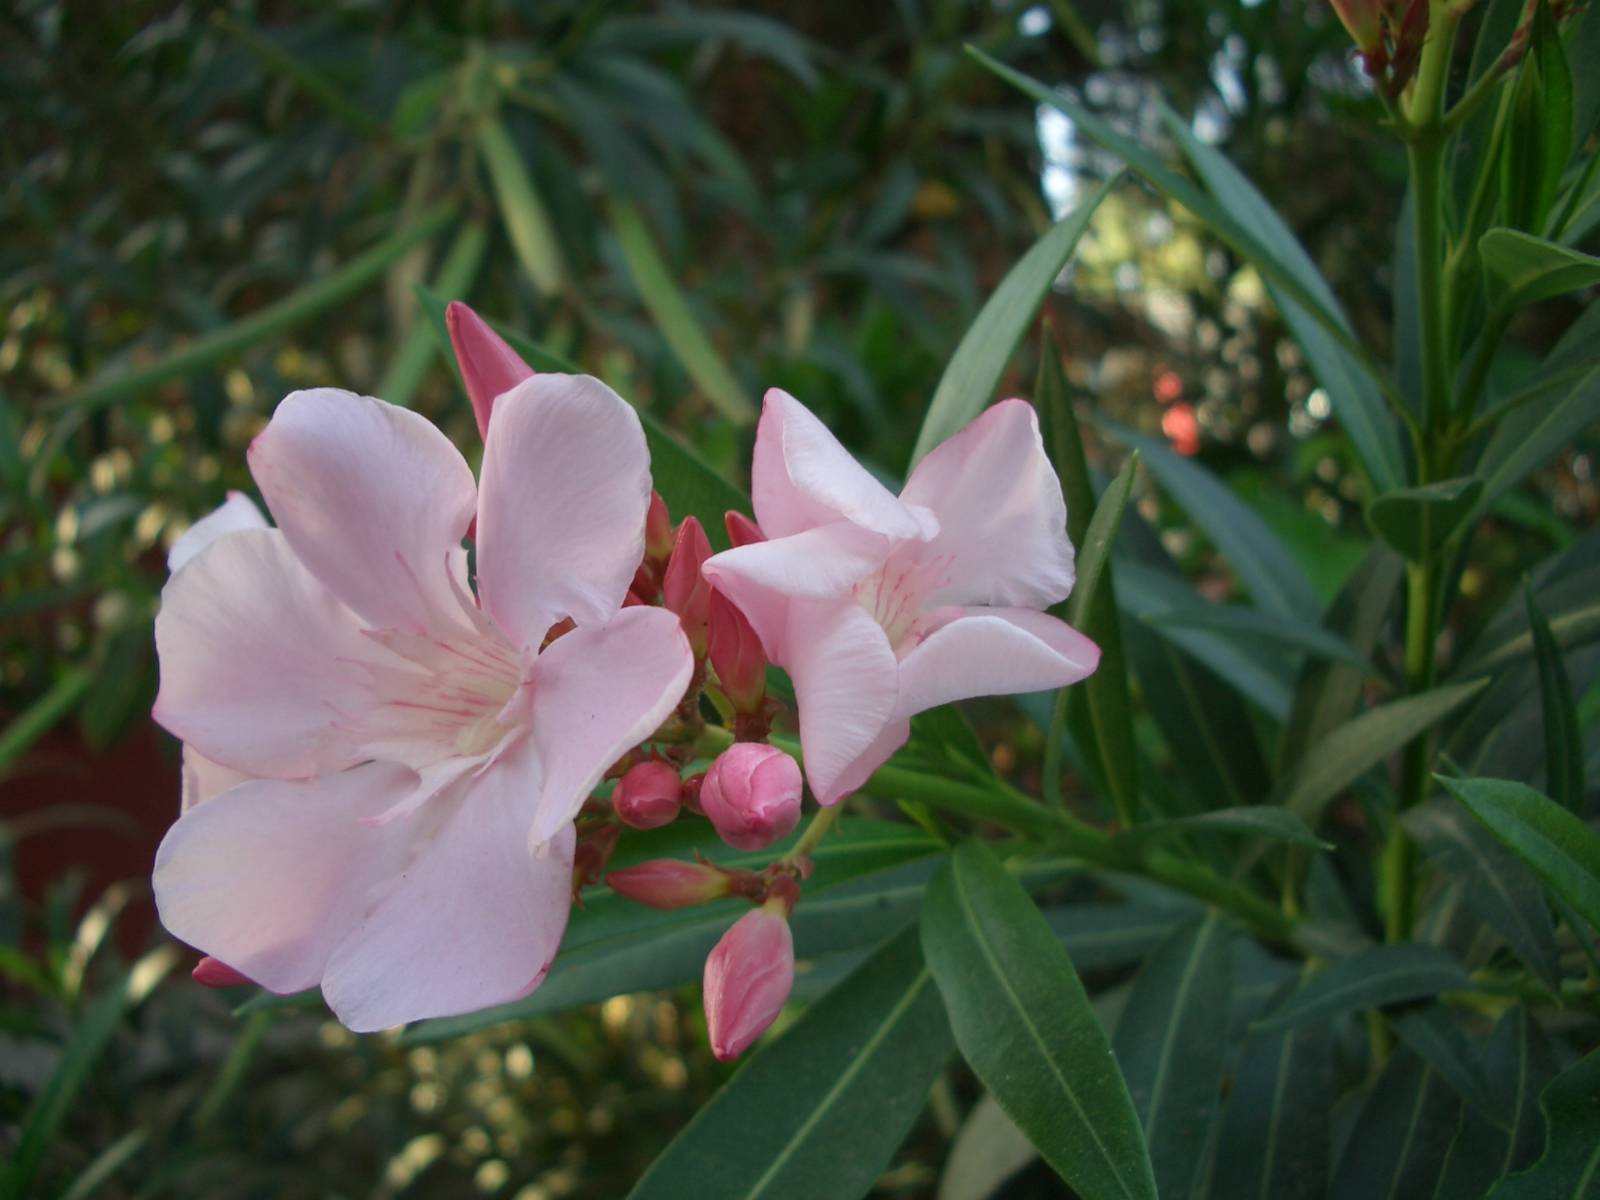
top-left (1162, 403), bottom-right (1201, 456)
top-left (1154, 369), bottom-right (1184, 405)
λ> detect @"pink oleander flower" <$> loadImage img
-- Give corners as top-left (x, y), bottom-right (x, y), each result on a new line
top-left (703, 902), bottom-right (795, 1061)
top-left (699, 742), bottom-right (803, 851)
top-left (151, 369), bottom-right (692, 1032)
top-left (613, 760), bottom-right (684, 830)
top-left (703, 391), bottom-right (1100, 805)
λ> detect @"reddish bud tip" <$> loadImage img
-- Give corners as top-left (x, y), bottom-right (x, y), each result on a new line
top-left (646, 491), bottom-right (674, 562)
top-left (708, 591), bottom-right (767, 714)
top-left (700, 743), bottom-right (803, 851)
top-left (1328, 0), bottom-right (1384, 52)
top-left (446, 301), bottom-right (535, 441)
top-left (662, 516), bottom-right (713, 656)
top-left (607, 858), bottom-right (732, 910)
top-left (613, 760), bottom-right (683, 830)
top-left (193, 956), bottom-right (252, 988)
top-left (724, 510), bottom-right (766, 548)
top-left (703, 908), bottom-right (795, 1062)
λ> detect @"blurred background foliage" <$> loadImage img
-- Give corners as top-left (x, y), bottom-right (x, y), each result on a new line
top-left (1, 0), bottom-right (1594, 1196)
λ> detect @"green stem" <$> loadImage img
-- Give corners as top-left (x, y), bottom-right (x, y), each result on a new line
top-left (1409, 135), bottom-right (1452, 434)
top-left (785, 804), bottom-right (840, 863)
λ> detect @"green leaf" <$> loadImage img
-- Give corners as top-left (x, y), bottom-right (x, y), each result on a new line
top-left (1142, 603), bottom-right (1376, 674)
top-left (921, 842), bottom-right (1155, 1200)
top-left (0, 668), bottom-right (90, 779)
top-left (1402, 799), bottom-right (1562, 991)
top-left (908, 706), bottom-right (998, 785)
top-left (50, 203), bottom-right (457, 416)
top-left (1116, 808), bottom-right (1331, 852)
top-left (406, 822), bottom-right (941, 1042)
top-left (1481, 228), bottom-right (1600, 308)
top-left (1498, 0), bottom-right (1574, 235)
top-left (1067, 453), bottom-right (1139, 631)
top-left (1389, 1006), bottom-right (1497, 1119)
top-left (1274, 681), bottom-right (1488, 827)
top-left (609, 197), bottom-right (755, 425)
top-left (1043, 903), bottom-right (1196, 972)
top-left (1155, 103), bottom-right (1403, 493)
top-left (1439, 776), bottom-right (1600, 931)
top-left (1488, 1047), bottom-right (1600, 1198)
top-left (1525, 583), bottom-right (1585, 811)
top-left (939, 1094), bottom-right (1038, 1200)
top-left (1038, 328), bottom-right (1138, 820)
top-left (1474, 361), bottom-right (1600, 525)
top-left (1280, 546), bottom-right (1405, 771)
top-left (1110, 914), bottom-right (1233, 1200)
top-left (1366, 477), bottom-right (1485, 561)
top-left (379, 221), bottom-right (488, 408)
top-left (1437, 1007), bottom-right (1560, 1198)
top-left (1253, 945), bottom-right (1473, 1032)
top-left (629, 927), bottom-right (950, 1200)
top-left (1331, 1051), bottom-right (1462, 1200)
top-left (56, 1128), bottom-right (149, 1200)
top-left (1211, 971), bottom-right (1333, 1200)
top-left (478, 117), bottom-right (566, 297)
top-left (1106, 427), bottom-right (1320, 621)
top-left (909, 177), bottom-right (1117, 465)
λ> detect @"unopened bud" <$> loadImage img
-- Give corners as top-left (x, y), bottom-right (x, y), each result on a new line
top-left (646, 491), bottom-right (674, 563)
top-left (446, 302), bottom-right (535, 440)
top-left (704, 904), bottom-right (795, 1061)
top-left (607, 858), bottom-right (732, 909)
top-left (724, 510), bottom-right (766, 547)
top-left (708, 591), bottom-right (767, 714)
top-left (700, 743), bottom-right (802, 851)
top-left (663, 516), bottom-right (713, 656)
top-left (613, 760), bottom-right (683, 829)
top-left (573, 822), bottom-right (622, 893)
top-left (193, 956), bottom-right (252, 988)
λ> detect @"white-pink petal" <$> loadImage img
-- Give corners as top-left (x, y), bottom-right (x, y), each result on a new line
top-left (475, 375), bottom-right (652, 648)
top-left (895, 607), bottom-right (1100, 716)
top-left (153, 528), bottom-right (393, 779)
top-left (153, 761), bottom-right (419, 996)
top-left (180, 744), bottom-right (254, 813)
top-left (523, 606), bottom-right (693, 848)
top-left (320, 790), bottom-right (576, 1032)
top-left (785, 600), bottom-right (900, 805)
top-left (752, 389), bottom-right (933, 541)
top-left (247, 388), bottom-right (478, 634)
top-left (899, 399), bottom-right (1075, 609)
top-left (167, 491), bottom-right (267, 574)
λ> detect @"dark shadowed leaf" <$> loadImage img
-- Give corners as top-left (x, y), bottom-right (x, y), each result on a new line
top-left (1488, 1048), bottom-right (1600, 1199)
top-left (1525, 584), bottom-right (1585, 811)
top-left (922, 841), bottom-right (1155, 1199)
top-left (1331, 1051), bottom-right (1462, 1200)
top-left (629, 927), bottom-right (952, 1200)
top-left (1111, 914), bottom-right (1233, 1200)
top-left (1435, 1007), bottom-right (1559, 1197)
top-left (1115, 808), bottom-right (1330, 852)
top-left (1366, 477), bottom-right (1484, 560)
top-left (1254, 944), bottom-right (1472, 1032)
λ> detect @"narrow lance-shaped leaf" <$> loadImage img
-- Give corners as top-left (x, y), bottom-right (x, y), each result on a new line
top-left (609, 197), bottom-right (755, 425)
top-left (478, 116), bottom-right (566, 297)
top-left (1331, 1050), bottom-right (1462, 1200)
top-left (1481, 229), bottom-right (1600, 309)
top-left (1524, 583), bottom-right (1585, 812)
top-left (1115, 808), bottom-right (1331, 852)
top-left (379, 221), bottom-right (488, 409)
top-left (1402, 799), bottom-right (1562, 991)
top-left (1439, 775), bottom-right (1600, 931)
top-left (909, 176), bottom-right (1117, 465)
top-left (1488, 1048), bottom-right (1600, 1199)
top-left (628, 926), bottom-right (953, 1200)
top-left (1388, 1006), bottom-right (1497, 1120)
top-left (1037, 325), bottom-right (1138, 820)
top-left (1211, 971), bottom-right (1333, 1200)
top-left (1111, 914), bottom-right (1233, 1200)
top-left (1366, 477), bottom-right (1485, 562)
top-left (1253, 944), bottom-right (1473, 1033)
top-left (1473, 362), bottom-right (1600, 521)
top-left (921, 841), bottom-right (1156, 1200)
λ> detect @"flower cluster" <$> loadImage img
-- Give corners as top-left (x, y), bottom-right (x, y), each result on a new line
top-left (153, 303), bottom-right (1097, 1058)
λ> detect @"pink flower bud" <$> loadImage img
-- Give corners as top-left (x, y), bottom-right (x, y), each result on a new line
top-left (700, 743), bottom-right (802, 851)
top-left (708, 591), bottom-right (767, 714)
top-left (704, 905), bottom-right (795, 1061)
top-left (193, 956), bottom-right (252, 988)
top-left (607, 858), bottom-right (732, 909)
top-left (646, 491), bottom-right (674, 563)
top-left (663, 516), bottom-right (713, 656)
top-left (613, 760), bottom-right (683, 829)
top-left (446, 301), bottom-right (534, 440)
top-left (724, 510), bottom-right (766, 548)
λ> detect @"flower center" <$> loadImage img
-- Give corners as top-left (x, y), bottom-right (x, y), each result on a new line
top-left (852, 547), bottom-right (951, 649)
